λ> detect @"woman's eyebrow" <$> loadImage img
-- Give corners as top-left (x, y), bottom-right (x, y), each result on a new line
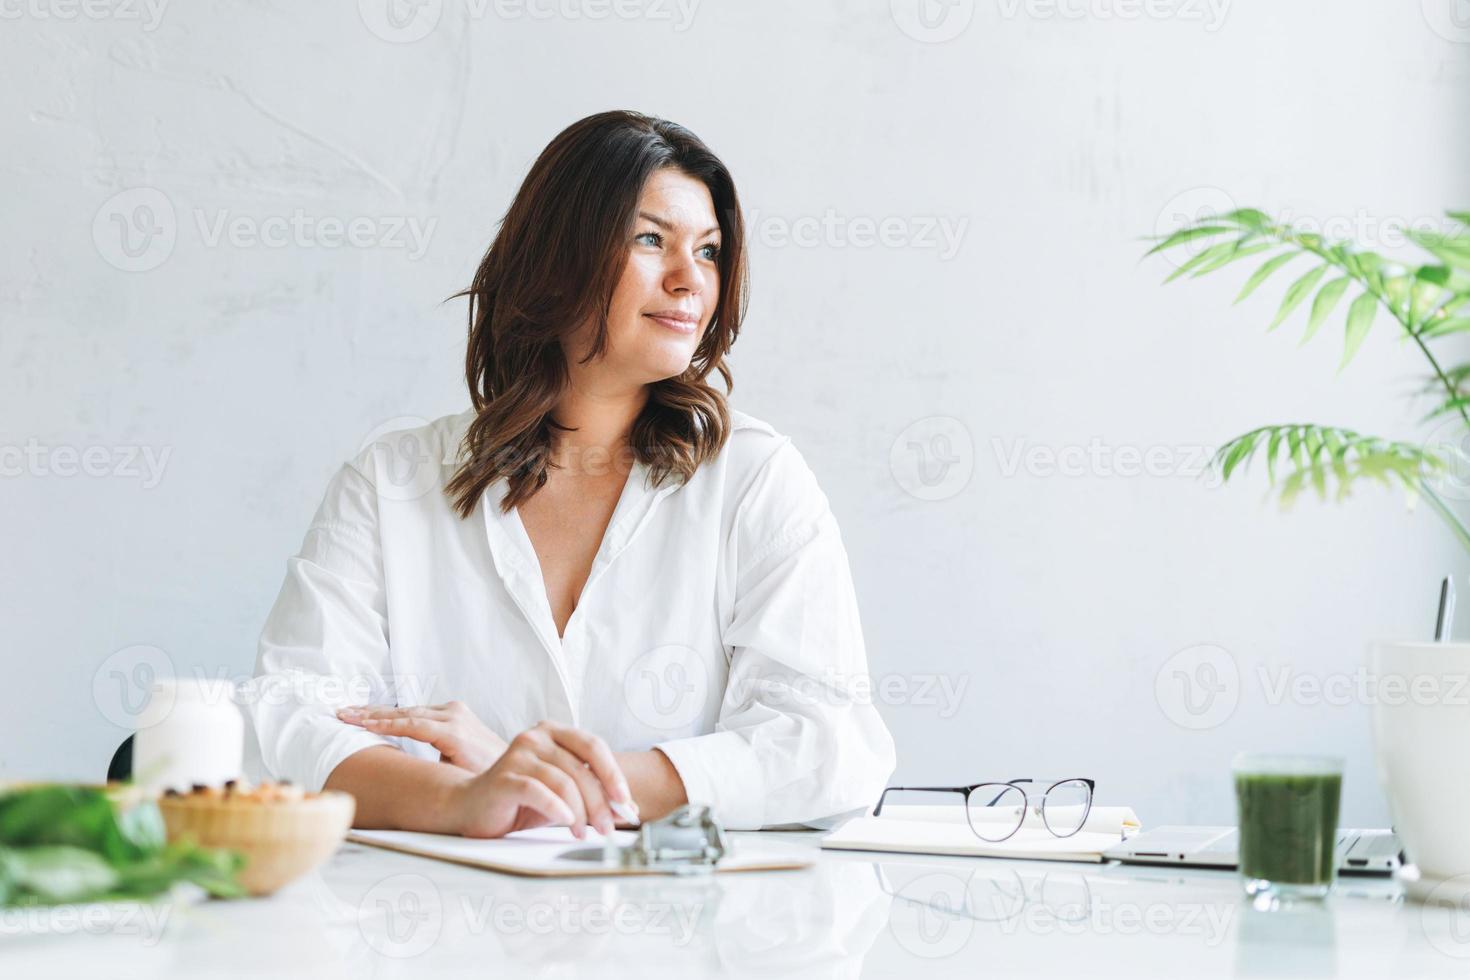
top-left (638, 210), bottom-right (720, 237)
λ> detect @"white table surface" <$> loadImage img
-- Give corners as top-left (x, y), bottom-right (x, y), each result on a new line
top-left (3, 828), bottom-right (1467, 978)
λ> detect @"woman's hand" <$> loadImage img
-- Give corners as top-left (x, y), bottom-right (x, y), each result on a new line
top-left (447, 721), bottom-right (634, 839)
top-left (337, 700), bottom-right (509, 773)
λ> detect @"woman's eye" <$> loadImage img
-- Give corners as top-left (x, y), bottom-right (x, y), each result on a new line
top-left (635, 231), bottom-right (719, 261)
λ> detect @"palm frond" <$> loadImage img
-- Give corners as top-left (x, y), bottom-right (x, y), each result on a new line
top-left (1211, 424), bottom-right (1443, 507)
top-left (1419, 361), bottom-right (1470, 422)
top-left (1145, 209), bottom-right (1470, 372)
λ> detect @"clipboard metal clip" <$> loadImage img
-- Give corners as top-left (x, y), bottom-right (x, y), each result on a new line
top-left (561, 803), bottom-right (728, 874)
top-left (625, 803), bottom-right (727, 871)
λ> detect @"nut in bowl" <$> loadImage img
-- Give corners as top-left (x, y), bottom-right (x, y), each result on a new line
top-left (158, 781), bottom-right (355, 896)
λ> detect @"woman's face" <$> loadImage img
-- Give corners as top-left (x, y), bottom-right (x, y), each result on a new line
top-left (569, 167), bottom-right (722, 387)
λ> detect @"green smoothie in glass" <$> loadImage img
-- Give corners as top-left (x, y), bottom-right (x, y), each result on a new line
top-left (1232, 754), bottom-right (1343, 900)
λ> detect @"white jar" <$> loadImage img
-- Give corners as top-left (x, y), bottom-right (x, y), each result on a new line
top-left (131, 677), bottom-right (245, 794)
top-left (1371, 640), bottom-right (1470, 887)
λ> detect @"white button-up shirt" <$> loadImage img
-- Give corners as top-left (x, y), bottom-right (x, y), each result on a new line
top-left (248, 407), bottom-right (896, 831)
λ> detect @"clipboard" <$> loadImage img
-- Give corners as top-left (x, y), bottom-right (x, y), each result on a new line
top-left (348, 804), bottom-right (812, 878)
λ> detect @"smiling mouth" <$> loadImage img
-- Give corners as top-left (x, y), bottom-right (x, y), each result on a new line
top-left (644, 313), bottom-right (698, 335)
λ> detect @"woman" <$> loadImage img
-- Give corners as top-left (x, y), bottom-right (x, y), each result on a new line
top-left (249, 110), bottom-right (896, 839)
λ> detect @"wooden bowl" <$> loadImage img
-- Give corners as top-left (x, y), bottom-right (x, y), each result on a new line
top-left (158, 790), bottom-right (356, 896)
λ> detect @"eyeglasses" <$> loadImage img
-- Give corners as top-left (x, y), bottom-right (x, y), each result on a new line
top-left (873, 778), bottom-right (1096, 842)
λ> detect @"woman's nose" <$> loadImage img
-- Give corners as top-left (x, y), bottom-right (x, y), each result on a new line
top-left (663, 254), bottom-right (702, 294)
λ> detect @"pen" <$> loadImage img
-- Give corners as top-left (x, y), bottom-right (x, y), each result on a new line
top-left (1435, 575), bottom-right (1456, 642)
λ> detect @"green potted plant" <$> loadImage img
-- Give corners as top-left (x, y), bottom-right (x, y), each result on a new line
top-left (1145, 206), bottom-right (1470, 900)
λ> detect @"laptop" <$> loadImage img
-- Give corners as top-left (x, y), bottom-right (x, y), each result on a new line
top-left (1103, 826), bottom-right (1403, 875)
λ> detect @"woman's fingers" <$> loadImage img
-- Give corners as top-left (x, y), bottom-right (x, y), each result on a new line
top-left (340, 705), bottom-right (448, 723)
top-left (340, 703), bottom-right (509, 775)
top-left (546, 725), bottom-right (630, 806)
top-left (424, 717), bottom-right (625, 838)
top-left (509, 723), bottom-right (627, 837)
top-left (365, 715), bottom-right (446, 741)
top-left (543, 743), bottom-right (615, 835)
top-left (502, 773), bottom-right (576, 828)
top-left (338, 707), bottom-right (454, 750)
top-left (526, 760), bottom-right (589, 838)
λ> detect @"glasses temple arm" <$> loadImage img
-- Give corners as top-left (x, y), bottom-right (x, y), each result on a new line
top-left (873, 786), bottom-right (968, 816)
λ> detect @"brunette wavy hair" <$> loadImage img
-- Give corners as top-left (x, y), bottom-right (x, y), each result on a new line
top-left (443, 110), bottom-right (748, 519)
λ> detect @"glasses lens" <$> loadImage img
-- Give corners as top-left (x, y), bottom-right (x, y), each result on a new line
top-left (965, 783), bottom-right (1027, 842)
top-left (1041, 779), bottom-right (1092, 838)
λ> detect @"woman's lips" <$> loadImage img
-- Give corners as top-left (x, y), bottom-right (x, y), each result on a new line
top-left (645, 313), bottom-right (697, 335)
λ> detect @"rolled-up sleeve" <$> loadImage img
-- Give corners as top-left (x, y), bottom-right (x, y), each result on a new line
top-left (655, 438), bottom-right (898, 830)
top-left (248, 459), bottom-right (400, 792)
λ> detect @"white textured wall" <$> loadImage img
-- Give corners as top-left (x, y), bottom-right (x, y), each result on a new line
top-left (4, 0), bottom-right (1468, 827)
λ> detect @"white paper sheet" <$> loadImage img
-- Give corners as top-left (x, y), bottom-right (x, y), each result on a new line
top-left (347, 826), bottom-right (812, 877)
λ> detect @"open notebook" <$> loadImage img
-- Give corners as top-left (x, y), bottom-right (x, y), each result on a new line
top-left (348, 826), bottom-right (812, 878)
top-left (821, 804), bottom-right (1141, 863)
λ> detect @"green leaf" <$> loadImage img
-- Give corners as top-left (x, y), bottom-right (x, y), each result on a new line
top-left (1417, 264), bottom-right (1452, 286)
top-left (5, 846), bottom-right (120, 904)
top-left (1269, 266), bottom-right (1329, 331)
top-left (1280, 469), bottom-right (1308, 506)
top-left (1192, 241), bottom-right (1274, 277)
top-left (109, 800), bottom-right (166, 864)
top-left (1354, 251), bottom-right (1385, 273)
top-left (1383, 275), bottom-right (1412, 316)
top-left (1287, 426), bottom-right (1304, 467)
top-left (1302, 426), bottom-right (1324, 462)
top-left (1340, 291), bottom-right (1378, 370)
top-left (1302, 277), bottom-right (1350, 345)
top-left (1303, 431), bottom-right (1328, 499)
top-left (1422, 396), bottom-right (1470, 423)
top-left (1411, 230), bottom-right (1470, 271)
top-left (169, 845), bottom-right (247, 899)
top-left (0, 786), bottom-right (115, 852)
top-left (1448, 211), bottom-right (1470, 228)
top-left (1410, 281), bottom-right (1447, 325)
top-left (1420, 317), bottom-right (1470, 340)
top-left (1265, 428), bottom-right (1284, 482)
top-left (113, 842), bottom-right (246, 900)
top-left (1234, 251), bottom-right (1300, 304)
top-left (1145, 225), bottom-right (1233, 256)
top-left (1219, 208), bottom-right (1271, 228)
top-left (1322, 429), bottom-right (1351, 492)
top-left (1163, 239), bottom-right (1243, 283)
top-left (0, 848), bottom-right (16, 906)
top-left (1220, 433), bottom-right (1257, 480)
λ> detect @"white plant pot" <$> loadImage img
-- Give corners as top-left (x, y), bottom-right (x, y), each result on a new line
top-left (1370, 641), bottom-right (1470, 882)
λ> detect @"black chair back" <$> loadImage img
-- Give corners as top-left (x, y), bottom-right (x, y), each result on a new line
top-left (108, 735), bottom-right (134, 782)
